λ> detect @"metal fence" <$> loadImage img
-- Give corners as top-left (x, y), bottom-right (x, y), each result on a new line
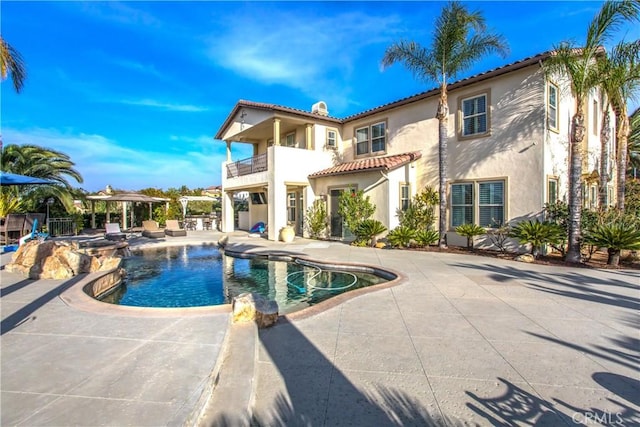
top-left (47, 218), bottom-right (76, 237)
top-left (226, 153), bottom-right (268, 178)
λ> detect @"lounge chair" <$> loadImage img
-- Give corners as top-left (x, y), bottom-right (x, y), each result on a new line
top-left (1, 214), bottom-right (27, 244)
top-left (165, 220), bottom-right (187, 237)
top-left (19, 219), bottom-right (49, 245)
top-left (105, 223), bottom-right (127, 241)
top-left (142, 220), bottom-right (165, 238)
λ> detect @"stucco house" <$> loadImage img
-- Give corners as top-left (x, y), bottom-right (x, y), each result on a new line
top-left (215, 50), bottom-right (616, 245)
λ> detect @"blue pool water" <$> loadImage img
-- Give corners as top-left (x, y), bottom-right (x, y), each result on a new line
top-left (100, 245), bottom-right (391, 314)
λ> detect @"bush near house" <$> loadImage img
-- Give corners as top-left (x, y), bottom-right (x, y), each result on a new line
top-left (583, 221), bottom-right (640, 266)
top-left (397, 187), bottom-right (439, 231)
top-left (455, 223), bottom-right (486, 249)
top-left (305, 199), bottom-right (329, 239)
top-left (355, 219), bottom-right (387, 247)
top-left (414, 229), bottom-right (439, 247)
top-left (338, 188), bottom-right (375, 245)
top-left (509, 220), bottom-right (565, 258)
top-left (386, 226), bottom-right (416, 248)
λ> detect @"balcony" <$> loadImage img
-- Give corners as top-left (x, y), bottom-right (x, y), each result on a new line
top-left (226, 153), bottom-right (267, 178)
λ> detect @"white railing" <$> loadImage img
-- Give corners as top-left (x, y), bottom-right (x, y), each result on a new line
top-left (48, 218), bottom-right (76, 237)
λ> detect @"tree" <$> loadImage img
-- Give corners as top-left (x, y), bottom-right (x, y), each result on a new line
top-left (598, 40), bottom-right (640, 209)
top-left (381, 1), bottom-right (508, 248)
top-left (1, 144), bottom-right (83, 213)
top-left (0, 36), bottom-right (26, 93)
top-left (629, 107), bottom-right (640, 174)
top-left (543, 0), bottom-right (639, 263)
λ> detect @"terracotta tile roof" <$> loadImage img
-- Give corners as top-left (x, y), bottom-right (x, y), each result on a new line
top-left (309, 151), bottom-right (422, 178)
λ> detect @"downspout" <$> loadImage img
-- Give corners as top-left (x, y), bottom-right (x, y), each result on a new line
top-left (363, 170), bottom-right (389, 193)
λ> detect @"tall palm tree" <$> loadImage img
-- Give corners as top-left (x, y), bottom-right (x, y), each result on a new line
top-left (543, 0), bottom-right (639, 263)
top-left (0, 36), bottom-right (26, 93)
top-left (1, 144), bottom-right (84, 212)
top-left (597, 40), bottom-right (640, 208)
top-left (381, 1), bottom-right (508, 248)
top-left (630, 107), bottom-right (640, 173)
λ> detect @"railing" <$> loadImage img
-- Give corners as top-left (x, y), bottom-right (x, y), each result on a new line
top-left (47, 218), bottom-right (76, 237)
top-left (227, 153), bottom-right (268, 178)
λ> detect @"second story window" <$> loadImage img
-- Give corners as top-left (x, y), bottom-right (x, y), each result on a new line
top-left (327, 129), bottom-right (337, 148)
top-left (284, 132), bottom-right (295, 147)
top-left (548, 83), bottom-right (558, 131)
top-left (461, 94), bottom-right (487, 137)
top-left (355, 122), bottom-right (386, 156)
top-left (356, 127), bottom-right (369, 155)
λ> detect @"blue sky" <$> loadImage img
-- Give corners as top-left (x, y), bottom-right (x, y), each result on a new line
top-left (2, 1), bottom-right (638, 193)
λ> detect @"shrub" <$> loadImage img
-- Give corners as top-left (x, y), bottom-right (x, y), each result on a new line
top-left (397, 187), bottom-right (439, 231)
top-left (509, 220), bottom-right (565, 258)
top-left (415, 229), bottom-right (439, 247)
top-left (386, 226), bottom-right (416, 248)
top-left (304, 199), bottom-right (328, 239)
top-left (338, 187), bottom-right (375, 236)
top-left (583, 222), bottom-right (640, 266)
top-left (486, 224), bottom-right (511, 253)
top-left (455, 224), bottom-right (486, 249)
top-left (355, 219), bottom-right (387, 247)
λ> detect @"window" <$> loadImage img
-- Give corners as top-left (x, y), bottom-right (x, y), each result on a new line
top-left (479, 181), bottom-right (504, 227)
top-left (355, 121), bottom-right (386, 156)
top-left (593, 100), bottom-right (598, 135)
top-left (548, 83), bottom-right (558, 131)
top-left (451, 183), bottom-right (474, 227)
top-left (287, 192), bottom-right (296, 222)
top-left (284, 132), bottom-right (295, 147)
top-left (326, 129), bottom-right (337, 148)
top-left (356, 127), bottom-right (369, 155)
top-left (400, 184), bottom-right (410, 212)
top-left (462, 94), bottom-right (487, 136)
top-left (547, 178), bottom-right (559, 204)
top-left (451, 180), bottom-right (505, 228)
top-left (371, 123), bottom-right (386, 152)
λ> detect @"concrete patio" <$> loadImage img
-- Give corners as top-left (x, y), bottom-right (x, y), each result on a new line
top-left (1, 231), bottom-right (638, 426)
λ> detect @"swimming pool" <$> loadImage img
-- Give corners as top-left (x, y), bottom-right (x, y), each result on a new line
top-left (99, 245), bottom-right (393, 314)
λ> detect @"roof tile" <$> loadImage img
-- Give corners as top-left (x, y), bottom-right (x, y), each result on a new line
top-left (309, 151), bottom-right (422, 178)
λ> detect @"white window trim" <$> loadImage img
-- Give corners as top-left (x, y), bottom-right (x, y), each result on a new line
top-left (399, 183), bottom-right (411, 212)
top-left (326, 128), bottom-right (337, 149)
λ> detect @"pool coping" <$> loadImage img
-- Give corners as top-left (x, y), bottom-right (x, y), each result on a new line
top-left (60, 245), bottom-right (405, 321)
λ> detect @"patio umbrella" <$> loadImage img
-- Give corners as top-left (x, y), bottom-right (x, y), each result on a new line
top-left (0, 172), bottom-right (53, 186)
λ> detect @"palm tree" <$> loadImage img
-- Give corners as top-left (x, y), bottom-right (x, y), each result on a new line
top-left (597, 40), bottom-right (640, 208)
top-left (630, 107), bottom-right (640, 174)
top-left (1, 144), bottom-right (84, 212)
top-left (381, 1), bottom-right (508, 248)
top-left (0, 36), bottom-right (26, 93)
top-left (543, 0), bottom-right (639, 263)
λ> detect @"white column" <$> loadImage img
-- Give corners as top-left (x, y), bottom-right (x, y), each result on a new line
top-left (273, 118), bottom-right (281, 146)
top-left (226, 141), bottom-right (232, 162)
top-left (305, 123), bottom-right (313, 150)
top-left (221, 191), bottom-right (235, 233)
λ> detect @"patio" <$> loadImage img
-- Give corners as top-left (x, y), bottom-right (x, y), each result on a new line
top-left (1, 232), bottom-right (638, 426)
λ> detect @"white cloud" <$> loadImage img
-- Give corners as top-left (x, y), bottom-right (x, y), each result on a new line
top-left (119, 99), bottom-right (210, 112)
top-left (206, 10), bottom-right (402, 109)
top-left (1, 128), bottom-right (244, 192)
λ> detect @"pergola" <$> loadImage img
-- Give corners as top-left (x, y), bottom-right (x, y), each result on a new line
top-left (178, 195), bottom-right (219, 218)
top-left (87, 192), bottom-right (170, 230)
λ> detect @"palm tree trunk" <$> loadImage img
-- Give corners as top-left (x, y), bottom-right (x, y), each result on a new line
top-left (616, 109), bottom-right (630, 211)
top-left (598, 110), bottom-right (611, 208)
top-left (436, 88), bottom-right (449, 248)
top-left (566, 106), bottom-right (585, 264)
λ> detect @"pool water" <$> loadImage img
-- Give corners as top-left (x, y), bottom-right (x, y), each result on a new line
top-left (100, 245), bottom-right (390, 314)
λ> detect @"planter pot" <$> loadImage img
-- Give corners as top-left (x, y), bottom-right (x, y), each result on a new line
top-left (279, 226), bottom-right (295, 243)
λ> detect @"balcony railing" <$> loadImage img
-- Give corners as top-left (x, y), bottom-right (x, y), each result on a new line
top-left (48, 218), bottom-right (76, 237)
top-left (227, 153), bottom-right (268, 178)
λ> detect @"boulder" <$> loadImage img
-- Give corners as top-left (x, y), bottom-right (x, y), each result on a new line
top-left (6, 240), bottom-right (125, 279)
top-left (515, 253), bottom-right (535, 263)
top-left (232, 292), bottom-right (278, 328)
